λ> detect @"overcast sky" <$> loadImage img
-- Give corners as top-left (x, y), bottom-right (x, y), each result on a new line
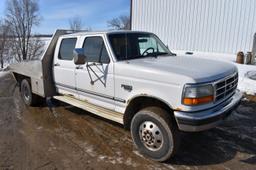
top-left (0, 0), bottom-right (130, 34)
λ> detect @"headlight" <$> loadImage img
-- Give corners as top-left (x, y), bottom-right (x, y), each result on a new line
top-left (182, 84), bottom-right (214, 105)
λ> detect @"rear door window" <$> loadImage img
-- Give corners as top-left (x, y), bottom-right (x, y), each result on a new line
top-left (58, 38), bottom-right (77, 60)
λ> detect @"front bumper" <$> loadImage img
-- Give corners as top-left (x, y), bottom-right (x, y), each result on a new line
top-left (174, 90), bottom-right (243, 132)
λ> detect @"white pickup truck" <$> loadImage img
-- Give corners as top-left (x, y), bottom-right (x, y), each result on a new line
top-left (10, 30), bottom-right (242, 162)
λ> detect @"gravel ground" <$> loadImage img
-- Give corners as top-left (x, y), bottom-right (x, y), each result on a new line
top-left (0, 71), bottom-right (255, 170)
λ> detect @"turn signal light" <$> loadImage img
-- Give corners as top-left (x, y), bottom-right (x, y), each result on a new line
top-left (183, 95), bottom-right (214, 105)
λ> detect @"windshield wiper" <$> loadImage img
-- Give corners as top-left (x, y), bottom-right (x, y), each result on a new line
top-left (156, 52), bottom-right (169, 56)
top-left (129, 54), bottom-right (157, 60)
top-left (147, 54), bottom-right (158, 58)
top-left (128, 52), bottom-right (173, 60)
top-left (129, 55), bottom-right (146, 59)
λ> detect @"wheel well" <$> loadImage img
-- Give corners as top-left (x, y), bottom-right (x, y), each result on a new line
top-left (13, 73), bottom-right (31, 86)
top-left (123, 96), bottom-right (174, 130)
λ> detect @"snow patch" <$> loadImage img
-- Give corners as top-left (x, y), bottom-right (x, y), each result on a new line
top-left (97, 155), bottom-right (138, 167)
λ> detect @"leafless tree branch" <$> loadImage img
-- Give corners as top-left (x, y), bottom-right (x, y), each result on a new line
top-left (107, 15), bottom-right (130, 30)
top-left (5, 0), bottom-right (40, 61)
top-left (0, 19), bottom-right (11, 68)
top-left (69, 17), bottom-right (82, 31)
top-left (27, 37), bottom-right (45, 60)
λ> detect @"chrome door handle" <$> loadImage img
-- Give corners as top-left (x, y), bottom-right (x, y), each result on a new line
top-left (54, 63), bottom-right (60, 66)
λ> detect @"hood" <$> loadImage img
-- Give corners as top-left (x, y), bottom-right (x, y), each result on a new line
top-left (117, 55), bottom-right (237, 84)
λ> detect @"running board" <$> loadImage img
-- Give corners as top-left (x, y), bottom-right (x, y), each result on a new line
top-left (53, 95), bottom-right (124, 124)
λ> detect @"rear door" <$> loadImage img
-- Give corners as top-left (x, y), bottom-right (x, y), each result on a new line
top-left (53, 37), bottom-right (78, 97)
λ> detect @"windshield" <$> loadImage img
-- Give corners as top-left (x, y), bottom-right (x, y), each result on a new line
top-left (108, 33), bottom-right (172, 61)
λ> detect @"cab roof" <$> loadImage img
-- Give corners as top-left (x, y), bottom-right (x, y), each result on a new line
top-left (60, 30), bottom-right (152, 38)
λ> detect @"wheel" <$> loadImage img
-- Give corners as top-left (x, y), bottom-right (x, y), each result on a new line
top-left (20, 79), bottom-right (41, 106)
top-left (131, 107), bottom-right (180, 162)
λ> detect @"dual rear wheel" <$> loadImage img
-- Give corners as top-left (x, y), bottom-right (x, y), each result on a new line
top-left (20, 79), bottom-right (42, 106)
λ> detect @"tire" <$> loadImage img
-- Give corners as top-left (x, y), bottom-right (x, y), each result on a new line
top-left (131, 107), bottom-right (180, 162)
top-left (20, 79), bottom-right (42, 106)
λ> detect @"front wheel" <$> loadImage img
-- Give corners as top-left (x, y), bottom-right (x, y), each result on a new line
top-left (131, 107), bottom-right (180, 162)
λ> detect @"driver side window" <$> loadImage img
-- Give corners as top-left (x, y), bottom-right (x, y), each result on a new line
top-left (83, 36), bottom-right (110, 63)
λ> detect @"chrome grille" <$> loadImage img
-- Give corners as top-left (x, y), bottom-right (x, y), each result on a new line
top-left (215, 73), bottom-right (238, 102)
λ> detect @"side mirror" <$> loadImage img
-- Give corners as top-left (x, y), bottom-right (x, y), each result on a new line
top-left (73, 48), bottom-right (86, 65)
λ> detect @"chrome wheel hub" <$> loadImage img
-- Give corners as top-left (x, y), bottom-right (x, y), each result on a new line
top-left (139, 121), bottom-right (163, 151)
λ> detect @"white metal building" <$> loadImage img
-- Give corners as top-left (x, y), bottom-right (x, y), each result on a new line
top-left (131, 0), bottom-right (256, 54)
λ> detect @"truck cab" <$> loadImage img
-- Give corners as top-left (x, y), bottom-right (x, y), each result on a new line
top-left (10, 30), bottom-right (243, 162)
top-left (53, 32), bottom-right (116, 110)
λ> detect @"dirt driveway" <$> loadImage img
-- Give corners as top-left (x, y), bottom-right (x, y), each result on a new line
top-left (0, 72), bottom-right (255, 170)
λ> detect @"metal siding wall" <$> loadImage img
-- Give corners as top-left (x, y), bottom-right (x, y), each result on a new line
top-left (132, 0), bottom-right (256, 54)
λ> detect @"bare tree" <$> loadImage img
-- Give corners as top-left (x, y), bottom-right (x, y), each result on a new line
top-left (69, 17), bottom-right (82, 31)
top-left (0, 20), bottom-right (11, 68)
top-left (27, 37), bottom-right (45, 60)
top-left (5, 0), bottom-right (40, 61)
top-left (107, 15), bottom-right (130, 30)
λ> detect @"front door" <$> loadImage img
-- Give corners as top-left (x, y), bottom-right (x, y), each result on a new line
top-left (75, 35), bottom-right (115, 110)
